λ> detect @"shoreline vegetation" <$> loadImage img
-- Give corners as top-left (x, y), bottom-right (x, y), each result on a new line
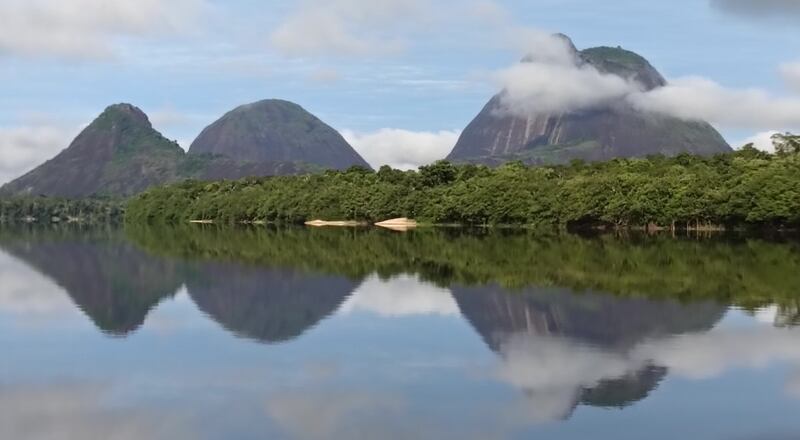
top-left (126, 142), bottom-right (800, 231)
top-left (0, 197), bottom-right (124, 225)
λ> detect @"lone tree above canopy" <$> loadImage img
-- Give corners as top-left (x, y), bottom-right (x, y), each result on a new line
top-left (772, 132), bottom-right (800, 155)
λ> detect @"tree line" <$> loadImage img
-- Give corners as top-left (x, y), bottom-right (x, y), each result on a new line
top-left (126, 134), bottom-right (800, 230)
top-left (0, 197), bottom-right (125, 224)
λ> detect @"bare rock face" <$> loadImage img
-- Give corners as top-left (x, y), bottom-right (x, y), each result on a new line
top-left (189, 99), bottom-right (372, 171)
top-left (0, 103), bottom-right (313, 198)
top-left (1, 104), bottom-right (187, 198)
top-left (447, 39), bottom-right (731, 165)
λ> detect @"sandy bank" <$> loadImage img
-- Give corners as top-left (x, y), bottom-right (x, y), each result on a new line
top-left (375, 218), bottom-right (418, 231)
top-left (305, 220), bottom-right (364, 227)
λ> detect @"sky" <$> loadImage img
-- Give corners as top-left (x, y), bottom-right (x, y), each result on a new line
top-left (1, 0), bottom-right (800, 184)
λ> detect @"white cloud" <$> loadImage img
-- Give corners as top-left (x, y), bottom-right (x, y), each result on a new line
top-left (0, 251), bottom-right (75, 317)
top-left (493, 39), bottom-right (800, 132)
top-left (780, 62), bottom-right (800, 93)
top-left (0, 383), bottom-right (194, 440)
top-left (268, 0), bottom-right (517, 59)
top-left (736, 131), bottom-right (779, 152)
top-left (629, 77), bottom-right (800, 130)
top-left (0, 0), bottom-right (210, 59)
top-left (0, 122), bottom-right (79, 185)
top-left (308, 68), bottom-right (343, 84)
top-left (339, 275), bottom-right (459, 317)
top-left (342, 128), bottom-right (460, 170)
top-left (269, 0), bottom-right (425, 57)
top-left (494, 61), bottom-right (638, 115)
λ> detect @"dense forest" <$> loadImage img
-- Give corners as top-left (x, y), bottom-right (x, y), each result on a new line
top-left (0, 197), bottom-right (125, 224)
top-left (126, 224), bottom-right (800, 314)
top-left (126, 134), bottom-right (800, 229)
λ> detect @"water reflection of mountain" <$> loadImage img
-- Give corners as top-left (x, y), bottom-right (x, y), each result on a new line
top-left (185, 262), bottom-right (356, 343)
top-left (452, 285), bottom-right (726, 418)
top-left (0, 228), bottom-right (358, 341)
top-left (0, 230), bottom-right (182, 335)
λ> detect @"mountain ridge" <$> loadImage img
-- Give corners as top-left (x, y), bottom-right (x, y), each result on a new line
top-left (447, 38), bottom-right (731, 165)
top-left (0, 101), bottom-right (358, 198)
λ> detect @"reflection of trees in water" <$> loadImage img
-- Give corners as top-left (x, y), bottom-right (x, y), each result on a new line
top-left (775, 305), bottom-right (800, 328)
top-left (452, 285), bottom-right (726, 419)
top-left (127, 225), bottom-right (800, 310)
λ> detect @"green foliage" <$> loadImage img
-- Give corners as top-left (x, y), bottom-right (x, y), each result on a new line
top-left (127, 146), bottom-right (800, 229)
top-left (0, 197), bottom-right (124, 224)
top-left (580, 46), bottom-right (650, 70)
top-left (773, 132), bottom-right (800, 155)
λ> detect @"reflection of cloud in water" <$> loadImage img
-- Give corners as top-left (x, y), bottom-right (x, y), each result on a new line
top-left (497, 335), bottom-right (639, 421)
top-left (495, 326), bottom-right (800, 423)
top-left (265, 389), bottom-right (505, 440)
top-left (339, 275), bottom-right (459, 317)
top-left (786, 371), bottom-right (800, 398)
top-left (266, 391), bottom-right (408, 440)
top-left (0, 383), bottom-right (193, 440)
top-left (755, 305), bottom-right (779, 324)
top-left (637, 328), bottom-right (800, 380)
top-left (0, 251), bottom-right (74, 317)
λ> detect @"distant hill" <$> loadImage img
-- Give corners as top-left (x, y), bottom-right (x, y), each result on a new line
top-left (189, 99), bottom-right (372, 171)
top-left (1, 104), bottom-right (187, 198)
top-left (447, 37), bottom-right (731, 165)
top-left (0, 103), bottom-right (324, 198)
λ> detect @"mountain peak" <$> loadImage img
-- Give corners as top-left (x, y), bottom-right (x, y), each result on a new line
top-left (237, 99), bottom-right (301, 111)
top-left (447, 37), bottom-right (730, 165)
top-left (189, 99), bottom-right (372, 170)
top-left (579, 46), bottom-right (666, 90)
top-left (1, 103), bottom-right (183, 198)
top-left (521, 33), bottom-right (580, 64)
top-left (553, 33), bottom-right (579, 54)
top-left (98, 103), bottom-right (152, 127)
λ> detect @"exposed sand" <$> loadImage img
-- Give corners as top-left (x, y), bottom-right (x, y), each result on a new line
top-left (305, 220), bottom-right (363, 227)
top-left (375, 218), bottom-right (418, 231)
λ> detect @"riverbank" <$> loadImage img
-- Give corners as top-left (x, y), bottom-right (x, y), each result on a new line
top-left (125, 150), bottom-right (800, 229)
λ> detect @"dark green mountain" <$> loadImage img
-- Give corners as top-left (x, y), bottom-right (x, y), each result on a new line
top-left (447, 37), bottom-right (732, 165)
top-left (0, 104), bottom-right (303, 198)
top-left (1, 104), bottom-right (186, 198)
top-left (189, 99), bottom-right (372, 171)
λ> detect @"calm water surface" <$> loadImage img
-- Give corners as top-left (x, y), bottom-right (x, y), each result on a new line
top-left (1, 226), bottom-right (800, 439)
